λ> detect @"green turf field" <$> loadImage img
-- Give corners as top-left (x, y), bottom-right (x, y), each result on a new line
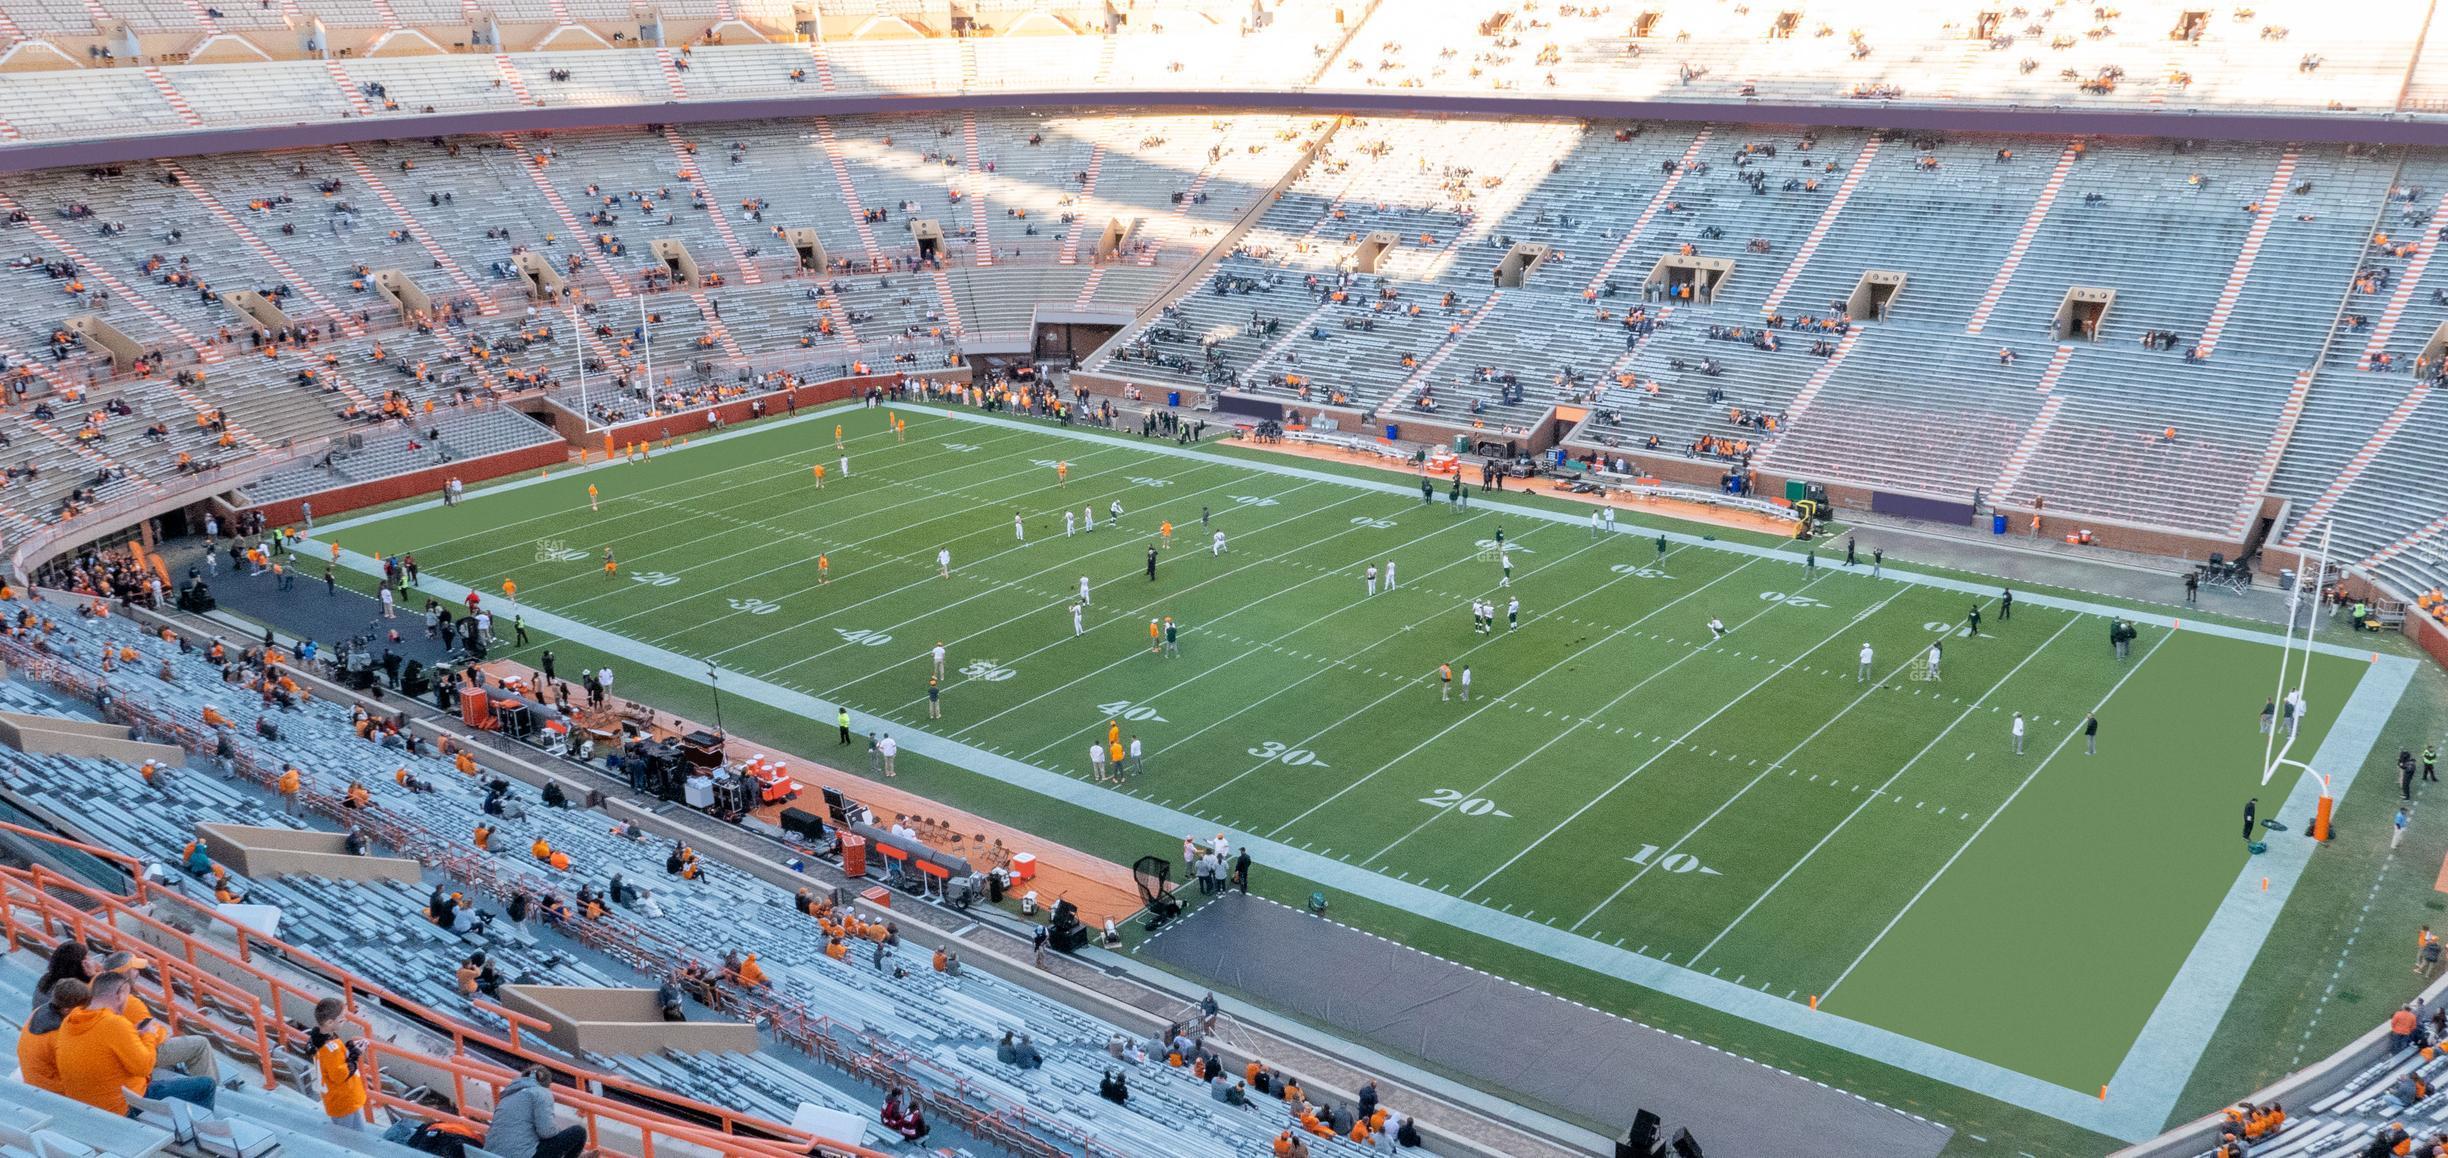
top-left (316, 403), bottom-right (2402, 1142)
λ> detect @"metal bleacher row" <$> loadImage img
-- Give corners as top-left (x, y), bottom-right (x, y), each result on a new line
top-left (0, 736), bottom-right (907, 1148)
top-left (2, 10), bottom-right (2448, 600)
top-left (1330, 0), bottom-right (2430, 114)
top-left (0, 596), bottom-right (1429, 1158)
top-left (1, 0), bottom-right (2444, 138)
top-left (2169, 1025), bottom-right (2448, 1158)
top-left (0, 107), bottom-right (1297, 525)
top-left (1084, 114), bottom-right (2417, 541)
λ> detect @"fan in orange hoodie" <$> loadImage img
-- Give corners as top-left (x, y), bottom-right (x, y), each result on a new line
top-left (56, 971), bottom-right (215, 1115)
top-left (16, 977), bottom-right (86, 1094)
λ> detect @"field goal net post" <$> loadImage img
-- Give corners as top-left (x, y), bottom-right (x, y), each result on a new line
top-left (2261, 525), bottom-right (2334, 841)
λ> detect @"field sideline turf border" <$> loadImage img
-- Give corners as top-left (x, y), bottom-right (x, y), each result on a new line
top-left (308, 402), bottom-right (2415, 1140)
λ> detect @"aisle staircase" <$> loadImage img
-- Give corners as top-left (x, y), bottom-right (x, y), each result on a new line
top-left (501, 134), bottom-right (631, 296)
top-left (1966, 140), bottom-right (2083, 335)
top-left (0, 190), bottom-right (221, 364)
top-left (660, 126), bottom-right (764, 285)
top-left (1759, 138), bottom-right (1882, 315)
top-left (324, 60), bottom-right (373, 116)
top-left (653, 47), bottom-right (689, 99)
top-left (1058, 143), bottom-right (1106, 265)
top-left (2193, 150), bottom-right (2302, 358)
top-left (161, 160), bottom-right (366, 337)
top-left (2282, 379), bottom-right (2434, 547)
top-left (2228, 367), bottom-right (2318, 538)
top-left (1380, 292), bottom-right (1503, 413)
top-left (1988, 343), bottom-right (2076, 499)
top-left (2359, 188), bottom-right (2448, 359)
top-left (143, 66), bottom-right (204, 127)
top-left (1583, 127), bottom-right (1713, 298)
top-left (813, 120), bottom-right (884, 266)
top-left (962, 112), bottom-right (992, 267)
top-left (493, 55), bottom-right (533, 105)
top-left (335, 145), bottom-right (499, 312)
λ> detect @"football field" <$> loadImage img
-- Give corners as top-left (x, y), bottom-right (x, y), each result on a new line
top-left (314, 402), bottom-right (2409, 1140)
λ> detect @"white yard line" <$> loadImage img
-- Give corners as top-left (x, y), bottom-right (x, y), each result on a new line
top-left (775, 479), bottom-right (1348, 689)
top-left (303, 403), bottom-right (2414, 1140)
top-left (1564, 595), bottom-right (2012, 930)
top-left (929, 408), bottom-right (2395, 665)
top-left (651, 448), bottom-right (1246, 660)
top-left (897, 485), bottom-right (1420, 726)
top-left (526, 431), bottom-right (1137, 608)
top-left (1366, 561), bottom-right (1881, 867)
top-left (1817, 628), bottom-right (2175, 1001)
top-left (1030, 527), bottom-right (1611, 765)
top-left (1686, 613), bottom-right (2081, 965)
top-left (1000, 511), bottom-right (1553, 762)
top-left (1180, 537), bottom-right (1695, 814)
top-left (345, 403), bottom-right (946, 563)
top-left (1260, 556), bottom-right (1787, 840)
top-left (1469, 584), bottom-right (1910, 908)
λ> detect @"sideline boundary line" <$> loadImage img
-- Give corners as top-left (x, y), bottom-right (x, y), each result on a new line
top-left (1688, 614), bottom-right (2083, 964)
top-left (314, 404), bottom-right (2418, 1140)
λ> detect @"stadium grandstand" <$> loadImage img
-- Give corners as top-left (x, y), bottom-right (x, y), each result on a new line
top-left (6, 2), bottom-right (2448, 1158)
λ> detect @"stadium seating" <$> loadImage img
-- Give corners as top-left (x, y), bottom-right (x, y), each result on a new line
top-left (0, 0), bottom-right (2445, 156)
top-left (2161, 1021), bottom-right (2448, 1158)
top-left (0, 3), bottom-right (2447, 615)
top-left (0, 101), bottom-right (2419, 554)
top-left (0, 598), bottom-right (1427, 1158)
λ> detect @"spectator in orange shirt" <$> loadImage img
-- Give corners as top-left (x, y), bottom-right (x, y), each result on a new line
top-left (309, 997), bottom-right (368, 1129)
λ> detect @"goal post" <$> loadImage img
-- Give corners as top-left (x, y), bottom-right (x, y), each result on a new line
top-left (2260, 527), bottom-right (2331, 820)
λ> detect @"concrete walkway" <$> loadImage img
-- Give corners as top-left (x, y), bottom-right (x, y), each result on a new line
top-left (288, 401), bottom-right (2417, 1143)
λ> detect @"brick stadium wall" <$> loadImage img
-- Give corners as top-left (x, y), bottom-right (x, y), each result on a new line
top-left (1065, 371), bottom-right (1210, 410)
top-left (1749, 468), bottom-right (2251, 562)
top-left (2408, 612), bottom-right (2448, 668)
top-left (586, 373), bottom-right (931, 448)
top-left (240, 372), bottom-right (960, 526)
top-left (240, 439), bottom-right (570, 527)
top-left (1383, 413), bottom-right (1557, 455)
top-left (1584, 444), bottom-right (1747, 492)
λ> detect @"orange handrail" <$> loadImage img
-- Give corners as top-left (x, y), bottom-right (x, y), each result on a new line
top-left (0, 627), bottom-right (1086, 1156)
top-left (0, 830), bottom-right (875, 1157)
top-left (0, 877), bottom-right (830, 1157)
top-left (0, 869), bottom-right (286, 1092)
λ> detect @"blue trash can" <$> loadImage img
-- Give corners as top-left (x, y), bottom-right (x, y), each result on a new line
top-left (1992, 513), bottom-right (2008, 535)
top-left (1167, 391), bottom-right (1180, 408)
top-left (1385, 424), bottom-right (1400, 441)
